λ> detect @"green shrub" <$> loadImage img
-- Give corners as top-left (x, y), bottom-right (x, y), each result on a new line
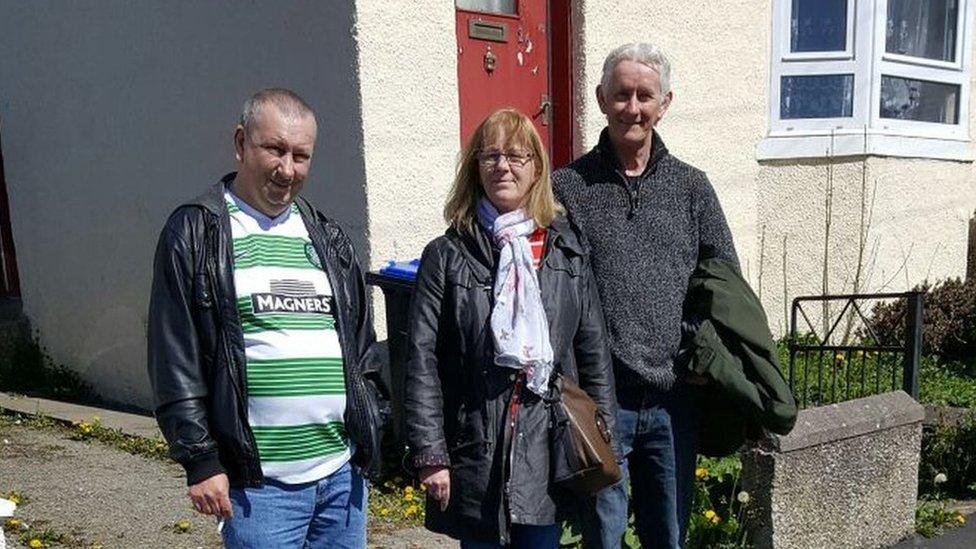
top-left (865, 278), bottom-right (976, 362)
top-left (918, 412), bottom-right (976, 499)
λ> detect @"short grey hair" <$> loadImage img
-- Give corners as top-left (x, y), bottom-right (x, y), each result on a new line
top-left (239, 88), bottom-right (316, 135)
top-left (600, 43), bottom-right (672, 97)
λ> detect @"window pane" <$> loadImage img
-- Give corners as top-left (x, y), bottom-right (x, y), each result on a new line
top-left (781, 74), bottom-right (854, 119)
top-left (456, 0), bottom-right (516, 15)
top-left (880, 75), bottom-right (960, 123)
top-left (886, 0), bottom-right (958, 62)
top-left (791, 0), bottom-right (848, 52)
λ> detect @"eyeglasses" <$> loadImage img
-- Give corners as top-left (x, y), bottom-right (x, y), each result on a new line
top-left (477, 150), bottom-right (534, 167)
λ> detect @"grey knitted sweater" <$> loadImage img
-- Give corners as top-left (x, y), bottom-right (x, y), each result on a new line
top-left (552, 129), bottom-right (738, 392)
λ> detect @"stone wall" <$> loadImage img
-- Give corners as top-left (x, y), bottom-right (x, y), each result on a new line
top-left (742, 391), bottom-right (924, 548)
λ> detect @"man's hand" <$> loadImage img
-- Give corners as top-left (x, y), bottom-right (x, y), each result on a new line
top-left (419, 466), bottom-right (450, 511)
top-left (685, 371), bottom-right (710, 386)
top-left (188, 473), bottom-right (233, 518)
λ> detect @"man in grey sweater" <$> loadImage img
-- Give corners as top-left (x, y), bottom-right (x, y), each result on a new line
top-left (552, 43), bottom-right (738, 549)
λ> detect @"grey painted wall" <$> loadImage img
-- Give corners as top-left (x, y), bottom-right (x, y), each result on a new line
top-left (0, 2), bottom-right (368, 409)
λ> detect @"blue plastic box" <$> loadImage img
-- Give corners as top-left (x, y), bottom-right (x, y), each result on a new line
top-left (378, 258), bottom-right (420, 281)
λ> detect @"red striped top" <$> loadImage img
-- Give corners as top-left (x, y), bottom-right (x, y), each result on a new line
top-left (528, 228), bottom-right (547, 269)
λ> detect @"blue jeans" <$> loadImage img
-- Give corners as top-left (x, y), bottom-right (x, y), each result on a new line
top-left (223, 461), bottom-right (367, 548)
top-left (579, 383), bottom-right (701, 549)
top-left (460, 524), bottom-right (561, 549)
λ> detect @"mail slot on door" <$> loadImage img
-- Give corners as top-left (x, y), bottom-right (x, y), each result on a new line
top-left (469, 19), bottom-right (508, 42)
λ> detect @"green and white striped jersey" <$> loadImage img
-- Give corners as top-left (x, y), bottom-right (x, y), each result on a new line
top-left (226, 191), bottom-right (350, 484)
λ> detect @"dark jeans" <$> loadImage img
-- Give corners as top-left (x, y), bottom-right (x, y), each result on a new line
top-left (579, 382), bottom-right (701, 549)
top-left (460, 524), bottom-right (561, 549)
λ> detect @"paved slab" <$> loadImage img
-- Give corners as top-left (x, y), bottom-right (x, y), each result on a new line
top-left (0, 393), bottom-right (160, 439)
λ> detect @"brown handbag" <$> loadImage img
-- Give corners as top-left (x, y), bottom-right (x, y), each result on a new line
top-left (548, 374), bottom-right (622, 496)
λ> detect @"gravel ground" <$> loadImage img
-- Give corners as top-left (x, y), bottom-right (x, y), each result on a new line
top-left (0, 422), bottom-right (223, 548)
top-left (0, 421), bottom-right (455, 548)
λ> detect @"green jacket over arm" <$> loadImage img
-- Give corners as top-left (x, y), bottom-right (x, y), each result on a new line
top-left (681, 257), bottom-right (798, 457)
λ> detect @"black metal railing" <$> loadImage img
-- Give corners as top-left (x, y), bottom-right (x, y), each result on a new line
top-left (788, 292), bottom-right (923, 408)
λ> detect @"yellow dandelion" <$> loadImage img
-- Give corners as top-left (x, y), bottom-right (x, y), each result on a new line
top-left (175, 519), bottom-right (192, 533)
top-left (28, 539), bottom-right (43, 549)
top-left (834, 352), bottom-right (845, 362)
top-left (380, 507), bottom-right (390, 517)
top-left (404, 493), bottom-right (415, 502)
top-left (704, 509), bottom-right (716, 520)
top-left (695, 467), bottom-right (708, 479)
top-left (5, 518), bottom-right (21, 529)
top-left (956, 513), bottom-right (966, 525)
top-left (404, 486), bottom-right (415, 495)
top-left (7, 493), bottom-right (22, 505)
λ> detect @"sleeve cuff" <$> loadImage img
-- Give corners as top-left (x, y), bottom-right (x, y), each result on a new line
top-left (183, 451), bottom-right (226, 486)
top-left (410, 451), bottom-right (451, 471)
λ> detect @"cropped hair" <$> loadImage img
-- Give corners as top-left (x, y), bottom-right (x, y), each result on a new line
top-left (600, 43), bottom-right (672, 97)
top-left (240, 88), bottom-right (315, 135)
top-left (444, 108), bottom-right (559, 232)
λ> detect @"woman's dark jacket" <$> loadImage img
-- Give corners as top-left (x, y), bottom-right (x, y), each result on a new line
top-left (405, 215), bottom-right (616, 544)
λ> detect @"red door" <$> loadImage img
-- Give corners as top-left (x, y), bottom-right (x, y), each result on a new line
top-left (456, 1), bottom-right (572, 166)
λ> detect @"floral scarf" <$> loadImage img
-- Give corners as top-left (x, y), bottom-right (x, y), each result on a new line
top-left (477, 198), bottom-right (554, 396)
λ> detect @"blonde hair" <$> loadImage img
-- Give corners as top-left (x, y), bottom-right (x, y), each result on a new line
top-left (444, 108), bottom-right (560, 232)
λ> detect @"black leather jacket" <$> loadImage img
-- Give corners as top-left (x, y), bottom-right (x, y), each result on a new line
top-left (405, 216), bottom-right (616, 544)
top-left (147, 174), bottom-right (388, 487)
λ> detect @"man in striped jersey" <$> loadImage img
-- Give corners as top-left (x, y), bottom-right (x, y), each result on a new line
top-left (148, 89), bottom-right (387, 548)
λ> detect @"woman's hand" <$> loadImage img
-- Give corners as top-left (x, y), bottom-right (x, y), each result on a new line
top-left (420, 466), bottom-right (451, 511)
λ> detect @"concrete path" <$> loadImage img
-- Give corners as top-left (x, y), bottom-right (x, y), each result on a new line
top-left (0, 393), bottom-right (160, 439)
top-left (0, 392), bottom-right (454, 548)
top-left (1, 416), bottom-right (223, 548)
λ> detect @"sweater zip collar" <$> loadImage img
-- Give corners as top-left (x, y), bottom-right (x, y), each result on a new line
top-left (596, 129), bottom-right (669, 218)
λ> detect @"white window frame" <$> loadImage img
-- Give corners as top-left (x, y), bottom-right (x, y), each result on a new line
top-left (758, 0), bottom-right (975, 161)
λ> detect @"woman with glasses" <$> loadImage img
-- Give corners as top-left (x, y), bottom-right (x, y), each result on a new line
top-left (404, 108), bottom-right (616, 548)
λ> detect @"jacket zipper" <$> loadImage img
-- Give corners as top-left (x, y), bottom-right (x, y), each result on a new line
top-left (302, 214), bottom-right (371, 456)
top-left (205, 216), bottom-right (256, 459)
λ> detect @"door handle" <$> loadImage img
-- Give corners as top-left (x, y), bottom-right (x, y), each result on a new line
top-left (538, 94), bottom-right (552, 126)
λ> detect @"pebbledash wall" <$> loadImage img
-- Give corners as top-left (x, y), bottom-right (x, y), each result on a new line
top-left (0, 1), bottom-right (972, 409)
top-left (573, 0), bottom-right (976, 334)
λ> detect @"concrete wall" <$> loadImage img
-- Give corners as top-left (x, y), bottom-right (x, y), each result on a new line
top-left (575, 0), bottom-right (976, 334)
top-left (742, 391), bottom-right (924, 548)
top-left (0, 1), bottom-right (368, 409)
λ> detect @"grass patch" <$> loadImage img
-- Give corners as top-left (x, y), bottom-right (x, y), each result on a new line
top-left (0, 409), bottom-right (169, 462)
top-left (919, 359), bottom-right (976, 408)
top-left (367, 476), bottom-right (426, 531)
top-left (915, 498), bottom-right (968, 538)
